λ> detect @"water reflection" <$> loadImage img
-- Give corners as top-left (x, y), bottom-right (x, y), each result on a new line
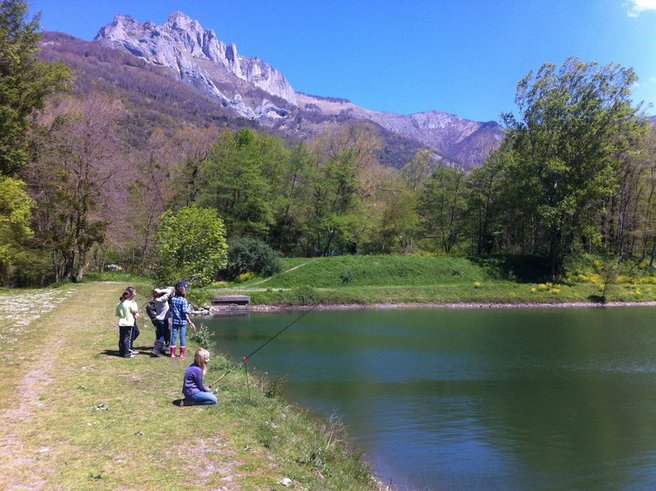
top-left (204, 307), bottom-right (656, 490)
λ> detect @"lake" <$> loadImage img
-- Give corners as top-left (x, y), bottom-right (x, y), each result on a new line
top-left (202, 306), bottom-right (656, 490)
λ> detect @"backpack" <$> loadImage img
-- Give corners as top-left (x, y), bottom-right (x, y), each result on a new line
top-left (146, 299), bottom-right (158, 321)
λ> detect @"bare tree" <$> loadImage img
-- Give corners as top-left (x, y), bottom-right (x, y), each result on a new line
top-left (26, 93), bottom-right (126, 281)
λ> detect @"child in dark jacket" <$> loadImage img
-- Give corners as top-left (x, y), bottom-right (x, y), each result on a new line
top-left (181, 348), bottom-right (217, 406)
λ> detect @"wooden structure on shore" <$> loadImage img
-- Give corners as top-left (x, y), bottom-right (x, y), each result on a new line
top-left (211, 294), bottom-right (251, 312)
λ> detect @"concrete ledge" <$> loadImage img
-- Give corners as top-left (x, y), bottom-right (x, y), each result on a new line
top-left (212, 295), bottom-right (251, 306)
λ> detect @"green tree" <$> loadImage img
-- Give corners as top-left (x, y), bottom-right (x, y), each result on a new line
top-left (465, 141), bottom-right (512, 255)
top-left (418, 165), bottom-right (466, 253)
top-left (0, 175), bottom-right (33, 283)
top-left (268, 142), bottom-right (316, 254)
top-left (302, 148), bottom-right (364, 255)
top-left (401, 149), bottom-right (434, 192)
top-left (0, 0), bottom-right (70, 176)
top-left (502, 57), bottom-right (643, 276)
top-left (198, 128), bottom-right (290, 239)
top-left (154, 205), bottom-right (228, 287)
top-left (361, 172), bottom-right (419, 253)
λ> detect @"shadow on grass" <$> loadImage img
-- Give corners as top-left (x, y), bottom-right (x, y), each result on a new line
top-left (101, 347), bottom-right (158, 358)
top-left (101, 349), bottom-right (125, 357)
top-left (171, 398), bottom-right (221, 407)
top-left (468, 254), bottom-right (551, 283)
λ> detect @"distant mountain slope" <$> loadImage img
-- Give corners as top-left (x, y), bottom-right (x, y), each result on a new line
top-left (42, 12), bottom-right (503, 169)
top-left (296, 93), bottom-right (503, 168)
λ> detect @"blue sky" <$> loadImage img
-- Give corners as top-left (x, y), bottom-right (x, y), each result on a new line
top-left (31, 0), bottom-right (656, 122)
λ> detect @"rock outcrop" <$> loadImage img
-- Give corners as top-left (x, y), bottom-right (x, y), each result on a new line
top-left (95, 11), bottom-right (297, 117)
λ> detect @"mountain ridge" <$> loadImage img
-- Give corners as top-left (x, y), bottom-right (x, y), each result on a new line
top-left (45, 11), bottom-right (503, 169)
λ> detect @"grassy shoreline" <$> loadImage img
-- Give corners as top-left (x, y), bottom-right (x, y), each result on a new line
top-left (211, 300), bottom-right (656, 314)
top-left (0, 283), bottom-right (383, 490)
top-left (200, 255), bottom-right (656, 308)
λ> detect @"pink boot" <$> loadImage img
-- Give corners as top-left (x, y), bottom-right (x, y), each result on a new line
top-left (180, 346), bottom-right (186, 359)
top-left (170, 346), bottom-right (177, 358)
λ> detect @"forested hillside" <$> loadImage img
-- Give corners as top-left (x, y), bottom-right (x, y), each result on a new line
top-left (3, 0), bottom-right (656, 288)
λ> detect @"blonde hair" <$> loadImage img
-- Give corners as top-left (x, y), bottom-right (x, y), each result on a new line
top-left (195, 348), bottom-right (210, 374)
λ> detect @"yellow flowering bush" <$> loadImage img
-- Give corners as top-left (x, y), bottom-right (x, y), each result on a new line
top-left (537, 282), bottom-right (560, 294)
top-left (237, 271), bottom-right (254, 282)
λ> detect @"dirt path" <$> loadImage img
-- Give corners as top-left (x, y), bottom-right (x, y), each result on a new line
top-left (0, 286), bottom-right (77, 489)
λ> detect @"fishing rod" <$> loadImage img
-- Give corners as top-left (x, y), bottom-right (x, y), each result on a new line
top-left (208, 291), bottom-right (336, 387)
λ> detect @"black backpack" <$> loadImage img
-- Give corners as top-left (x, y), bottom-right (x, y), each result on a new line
top-left (145, 299), bottom-right (158, 321)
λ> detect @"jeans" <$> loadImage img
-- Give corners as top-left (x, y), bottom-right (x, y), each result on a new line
top-left (189, 390), bottom-right (217, 405)
top-left (118, 325), bottom-right (132, 357)
top-left (171, 323), bottom-right (186, 347)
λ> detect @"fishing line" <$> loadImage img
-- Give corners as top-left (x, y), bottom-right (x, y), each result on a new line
top-left (208, 289), bottom-right (337, 387)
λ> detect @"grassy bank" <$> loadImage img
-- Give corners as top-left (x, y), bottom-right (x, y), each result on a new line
top-left (209, 255), bottom-right (656, 306)
top-left (0, 283), bottom-right (381, 490)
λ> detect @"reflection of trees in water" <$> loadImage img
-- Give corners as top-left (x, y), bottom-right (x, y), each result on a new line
top-left (208, 308), bottom-right (656, 488)
top-left (466, 317), bottom-right (656, 487)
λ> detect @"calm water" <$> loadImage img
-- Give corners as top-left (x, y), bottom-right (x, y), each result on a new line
top-left (203, 307), bottom-right (656, 490)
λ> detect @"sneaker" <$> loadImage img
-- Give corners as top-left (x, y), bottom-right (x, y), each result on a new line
top-left (125, 353), bottom-right (134, 359)
top-left (130, 349), bottom-right (139, 355)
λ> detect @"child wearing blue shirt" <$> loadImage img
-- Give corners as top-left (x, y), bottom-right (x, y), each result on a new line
top-left (181, 348), bottom-right (217, 406)
top-left (170, 281), bottom-right (196, 358)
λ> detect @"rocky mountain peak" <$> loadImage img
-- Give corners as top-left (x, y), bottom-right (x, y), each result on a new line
top-left (94, 11), bottom-right (298, 111)
top-left (166, 11), bottom-right (200, 30)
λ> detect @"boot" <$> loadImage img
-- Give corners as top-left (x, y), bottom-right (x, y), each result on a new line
top-left (151, 341), bottom-right (163, 356)
top-left (180, 346), bottom-right (186, 359)
top-left (170, 346), bottom-right (177, 358)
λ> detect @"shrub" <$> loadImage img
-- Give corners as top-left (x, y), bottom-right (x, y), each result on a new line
top-left (291, 286), bottom-right (320, 305)
top-left (5, 248), bottom-right (54, 287)
top-left (189, 323), bottom-right (212, 349)
top-left (154, 206), bottom-right (228, 287)
top-left (237, 271), bottom-right (254, 283)
top-left (222, 237), bottom-right (281, 281)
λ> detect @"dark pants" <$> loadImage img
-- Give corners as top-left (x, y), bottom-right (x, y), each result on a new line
top-left (118, 325), bottom-right (132, 357)
top-left (153, 319), bottom-right (169, 343)
top-left (130, 322), bottom-right (140, 349)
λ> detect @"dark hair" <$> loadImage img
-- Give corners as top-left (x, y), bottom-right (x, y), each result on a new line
top-left (119, 290), bottom-right (131, 302)
top-left (175, 283), bottom-right (186, 296)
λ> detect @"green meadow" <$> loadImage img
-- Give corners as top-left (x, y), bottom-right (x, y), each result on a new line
top-left (208, 255), bottom-right (656, 306)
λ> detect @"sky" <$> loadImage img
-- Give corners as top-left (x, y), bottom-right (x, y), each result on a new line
top-left (30, 0), bottom-right (656, 122)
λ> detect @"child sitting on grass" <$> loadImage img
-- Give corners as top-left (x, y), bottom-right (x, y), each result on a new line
top-left (181, 348), bottom-right (217, 406)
